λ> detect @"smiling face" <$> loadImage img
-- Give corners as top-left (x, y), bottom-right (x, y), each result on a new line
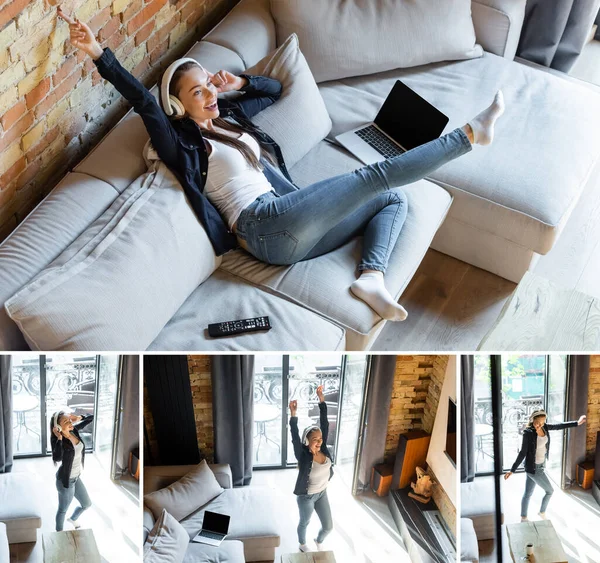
top-left (173, 66), bottom-right (219, 121)
top-left (532, 415), bottom-right (547, 430)
top-left (58, 414), bottom-right (73, 433)
top-left (307, 429), bottom-right (323, 454)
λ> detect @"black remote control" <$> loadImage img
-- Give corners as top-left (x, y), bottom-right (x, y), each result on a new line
top-left (208, 316), bottom-right (272, 337)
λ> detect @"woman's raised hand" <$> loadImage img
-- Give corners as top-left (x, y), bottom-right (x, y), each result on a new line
top-left (289, 400), bottom-right (298, 416)
top-left (57, 7), bottom-right (104, 59)
top-left (316, 385), bottom-right (325, 403)
top-left (578, 415), bottom-right (587, 426)
top-left (52, 426), bottom-right (63, 440)
top-left (206, 70), bottom-right (247, 93)
top-left (504, 471), bottom-right (512, 480)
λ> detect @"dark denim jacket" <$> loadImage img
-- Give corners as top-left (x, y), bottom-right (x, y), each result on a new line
top-left (510, 420), bottom-right (578, 474)
top-left (290, 402), bottom-right (334, 495)
top-left (51, 414), bottom-right (94, 487)
top-left (92, 47), bottom-right (298, 256)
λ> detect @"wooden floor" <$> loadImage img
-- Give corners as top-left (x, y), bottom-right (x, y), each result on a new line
top-left (374, 40), bottom-right (600, 351)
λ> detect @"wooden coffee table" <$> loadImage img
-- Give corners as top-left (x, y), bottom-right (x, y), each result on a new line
top-left (506, 520), bottom-right (567, 563)
top-left (43, 529), bottom-right (101, 563)
top-left (281, 552), bottom-right (336, 563)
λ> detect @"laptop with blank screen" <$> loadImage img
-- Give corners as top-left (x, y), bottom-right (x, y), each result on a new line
top-left (335, 80), bottom-right (449, 165)
top-left (191, 511), bottom-right (230, 547)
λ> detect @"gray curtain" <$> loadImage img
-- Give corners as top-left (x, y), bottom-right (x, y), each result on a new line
top-left (357, 355), bottom-right (396, 491)
top-left (516, 0), bottom-right (600, 72)
top-left (595, 8), bottom-right (600, 39)
top-left (461, 356), bottom-right (476, 483)
top-left (211, 356), bottom-right (255, 487)
top-left (564, 355), bottom-right (589, 485)
top-left (0, 356), bottom-right (13, 473)
top-left (116, 355), bottom-right (140, 475)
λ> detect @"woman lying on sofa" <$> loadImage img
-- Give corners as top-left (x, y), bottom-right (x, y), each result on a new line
top-left (58, 7), bottom-right (504, 322)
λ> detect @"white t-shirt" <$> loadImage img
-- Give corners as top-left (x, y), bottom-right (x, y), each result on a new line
top-left (70, 440), bottom-right (84, 479)
top-left (535, 433), bottom-right (548, 464)
top-left (307, 456), bottom-right (332, 494)
top-left (204, 128), bottom-right (273, 230)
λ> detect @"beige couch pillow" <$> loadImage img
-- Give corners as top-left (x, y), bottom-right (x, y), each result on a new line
top-left (244, 33), bottom-right (332, 168)
top-left (4, 163), bottom-right (221, 351)
top-left (270, 0), bottom-right (483, 83)
top-left (143, 509), bottom-right (189, 563)
top-left (144, 460), bottom-right (224, 522)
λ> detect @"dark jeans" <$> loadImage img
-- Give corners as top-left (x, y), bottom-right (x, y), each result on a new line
top-left (237, 128), bottom-right (472, 272)
top-left (55, 476), bottom-right (92, 531)
top-left (296, 489), bottom-right (333, 545)
top-left (520, 463), bottom-right (554, 517)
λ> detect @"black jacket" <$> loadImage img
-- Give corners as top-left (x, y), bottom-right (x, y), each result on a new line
top-left (92, 47), bottom-right (298, 256)
top-left (51, 414), bottom-right (94, 487)
top-left (290, 402), bottom-right (334, 495)
top-left (510, 420), bottom-right (578, 474)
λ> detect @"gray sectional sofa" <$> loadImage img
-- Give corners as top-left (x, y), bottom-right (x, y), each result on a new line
top-left (1, 0), bottom-right (599, 351)
top-left (0, 472), bottom-right (43, 545)
top-left (143, 464), bottom-right (281, 563)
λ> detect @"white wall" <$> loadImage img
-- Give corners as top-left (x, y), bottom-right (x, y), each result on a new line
top-left (426, 357), bottom-right (457, 506)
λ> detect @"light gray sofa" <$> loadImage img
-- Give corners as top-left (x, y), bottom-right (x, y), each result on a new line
top-left (1, 0), bottom-right (600, 351)
top-left (144, 464), bottom-right (281, 562)
top-left (461, 477), bottom-right (504, 541)
top-left (0, 472), bottom-right (43, 544)
top-left (0, 523), bottom-right (9, 562)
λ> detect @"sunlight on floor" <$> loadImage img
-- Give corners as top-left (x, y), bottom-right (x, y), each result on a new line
top-left (9, 455), bottom-right (139, 563)
top-left (252, 468), bottom-right (410, 563)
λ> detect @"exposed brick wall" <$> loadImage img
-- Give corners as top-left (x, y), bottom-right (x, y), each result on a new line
top-left (188, 354), bottom-right (214, 463)
top-left (384, 355), bottom-right (450, 463)
top-left (428, 466), bottom-right (456, 539)
top-left (587, 355), bottom-right (600, 462)
top-left (0, 0), bottom-right (238, 242)
top-left (142, 382), bottom-right (159, 464)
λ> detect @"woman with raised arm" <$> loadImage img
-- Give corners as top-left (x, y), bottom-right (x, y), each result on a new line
top-left (504, 409), bottom-right (586, 521)
top-left (50, 409), bottom-right (95, 531)
top-left (57, 8), bottom-right (505, 322)
top-left (289, 385), bottom-right (334, 552)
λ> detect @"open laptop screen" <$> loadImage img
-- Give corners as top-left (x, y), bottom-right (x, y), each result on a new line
top-left (374, 80), bottom-right (449, 151)
top-left (202, 511), bottom-right (230, 535)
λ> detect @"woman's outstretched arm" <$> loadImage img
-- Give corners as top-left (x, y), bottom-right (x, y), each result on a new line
top-left (57, 8), bottom-right (179, 166)
top-left (505, 431), bottom-right (529, 478)
top-left (289, 400), bottom-right (304, 462)
top-left (546, 415), bottom-right (586, 431)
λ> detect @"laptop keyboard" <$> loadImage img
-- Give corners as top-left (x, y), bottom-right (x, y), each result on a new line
top-left (355, 125), bottom-right (404, 159)
top-left (200, 531), bottom-right (224, 540)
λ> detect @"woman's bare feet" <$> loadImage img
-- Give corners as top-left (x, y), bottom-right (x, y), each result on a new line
top-left (350, 271), bottom-right (408, 321)
top-left (466, 90), bottom-right (505, 145)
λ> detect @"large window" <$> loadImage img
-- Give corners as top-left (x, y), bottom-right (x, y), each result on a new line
top-left (11, 354), bottom-right (120, 458)
top-left (473, 355), bottom-right (568, 477)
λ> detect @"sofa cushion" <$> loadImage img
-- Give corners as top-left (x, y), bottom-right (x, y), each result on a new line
top-left (319, 51), bottom-right (600, 254)
top-left (180, 487), bottom-right (281, 555)
top-left (143, 509), bottom-right (189, 563)
top-left (270, 0), bottom-right (483, 83)
top-left (461, 477), bottom-right (504, 541)
top-left (0, 473), bottom-right (43, 538)
top-left (0, 172), bottom-right (118, 351)
top-left (0, 523), bottom-right (8, 561)
top-left (144, 461), bottom-right (225, 522)
top-left (149, 268), bottom-right (346, 350)
top-left (461, 518), bottom-right (479, 562)
top-left (5, 163), bottom-right (221, 351)
top-left (183, 540), bottom-right (245, 563)
top-left (218, 141), bottom-right (452, 336)
top-left (244, 33), bottom-right (332, 168)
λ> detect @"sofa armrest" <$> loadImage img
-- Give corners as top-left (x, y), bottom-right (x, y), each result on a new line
top-left (210, 463), bottom-right (233, 489)
top-left (143, 463), bottom-right (233, 494)
top-left (471, 0), bottom-right (526, 59)
top-left (142, 505), bottom-right (155, 543)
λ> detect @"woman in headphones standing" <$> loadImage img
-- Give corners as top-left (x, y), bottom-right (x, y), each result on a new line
top-left (289, 385), bottom-right (334, 553)
top-left (50, 410), bottom-right (95, 531)
top-left (504, 409), bottom-right (586, 521)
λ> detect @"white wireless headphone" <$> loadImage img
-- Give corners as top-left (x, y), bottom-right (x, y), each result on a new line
top-left (302, 425), bottom-right (321, 446)
top-left (160, 57), bottom-right (206, 118)
top-left (52, 411), bottom-right (63, 433)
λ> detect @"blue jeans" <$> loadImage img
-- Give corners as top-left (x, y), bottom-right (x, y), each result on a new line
top-left (236, 128), bottom-right (471, 272)
top-left (296, 489), bottom-right (333, 545)
top-left (520, 463), bottom-right (554, 517)
top-left (55, 476), bottom-right (92, 531)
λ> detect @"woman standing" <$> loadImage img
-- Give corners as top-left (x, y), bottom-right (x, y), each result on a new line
top-left (504, 409), bottom-right (586, 521)
top-left (50, 410), bottom-right (94, 531)
top-left (289, 385), bottom-right (334, 552)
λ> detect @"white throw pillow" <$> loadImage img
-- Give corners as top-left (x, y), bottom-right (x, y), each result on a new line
top-left (244, 33), bottom-right (332, 168)
top-left (4, 162), bottom-right (221, 351)
top-left (270, 0), bottom-right (483, 83)
top-left (143, 509), bottom-right (189, 563)
top-left (144, 460), bottom-right (224, 522)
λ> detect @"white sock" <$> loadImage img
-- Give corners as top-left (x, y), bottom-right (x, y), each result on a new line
top-left (467, 90), bottom-right (505, 145)
top-left (538, 512), bottom-right (547, 520)
top-left (299, 544), bottom-right (310, 552)
top-left (315, 538), bottom-right (323, 550)
top-left (521, 516), bottom-right (529, 522)
top-left (350, 271), bottom-right (408, 321)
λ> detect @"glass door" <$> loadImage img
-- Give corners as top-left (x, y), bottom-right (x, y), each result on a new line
top-left (94, 355), bottom-right (120, 476)
top-left (546, 355), bottom-right (568, 487)
top-left (11, 354), bottom-right (43, 456)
